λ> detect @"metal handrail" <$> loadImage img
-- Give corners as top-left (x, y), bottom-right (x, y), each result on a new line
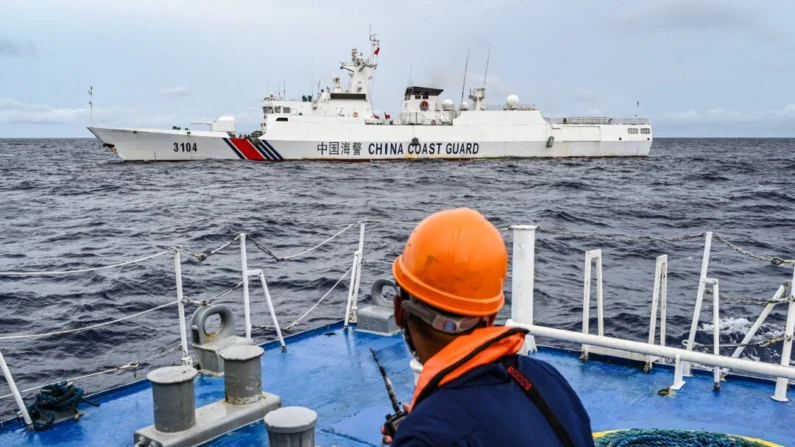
top-left (545, 117), bottom-right (651, 125)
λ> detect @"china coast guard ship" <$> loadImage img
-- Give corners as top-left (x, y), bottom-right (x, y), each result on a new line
top-left (88, 33), bottom-right (653, 161)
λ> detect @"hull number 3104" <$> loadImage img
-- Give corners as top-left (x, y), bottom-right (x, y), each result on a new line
top-left (174, 142), bottom-right (198, 152)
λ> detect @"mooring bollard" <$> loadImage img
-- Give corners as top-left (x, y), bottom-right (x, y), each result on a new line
top-left (147, 366), bottom-right (199, 433)
top-left (263, 406), bottom-right (318, 447)
top-left (219, 345), bottom-right (264, 405)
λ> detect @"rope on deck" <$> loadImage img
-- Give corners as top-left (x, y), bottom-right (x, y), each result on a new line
top-left (26, 381), bottom-right (99, 430)
top-left (594, 429), bottom-right (773, 447)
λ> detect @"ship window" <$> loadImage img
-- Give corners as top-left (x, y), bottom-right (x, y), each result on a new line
top-left (422, 93), bottom-right (429, 99)
top-left (283, 107), bottom-right (291, 114)
top-left (415, 94), bottom-right (421, 99)
top-left (263, 107), bottom-right (273, 114)
top-left (274, 106), bottom-right (282, 113)
top-left (276, 117), bottom-right (288, 122)
top-left (640, 128), bottom-right (651, 134)
top-left (628, 128), bottom-right (639, 134)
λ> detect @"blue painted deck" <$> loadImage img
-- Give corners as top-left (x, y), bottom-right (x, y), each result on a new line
top-left (1, 323), bottom-right (793, 446)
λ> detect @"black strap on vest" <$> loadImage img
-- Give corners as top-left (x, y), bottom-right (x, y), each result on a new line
top-left (500, 355), bottom-right (576, 447)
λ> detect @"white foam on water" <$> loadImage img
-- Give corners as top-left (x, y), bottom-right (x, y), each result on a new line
top-left (700, 316), bottom-right (784, 341)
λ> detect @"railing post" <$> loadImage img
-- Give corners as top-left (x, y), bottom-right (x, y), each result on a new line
top-left (343, 251), bottom-right (360, 331)
top-left (0, 351), bottom-right (32, 430)
top-left (683, 231), bottom-right (713, 376)
top-left (174, 248), bottom-right (191, 366)
top-left (646, 255), bottom-right (668, 371)
top-left (581, 249), bottom-right (603, 360)
top-left (257, 271), bottom-right (286, 352)
top-left (772, 267), bottom-right (795, 402)
top-left (704, 278), bottom-right (721, 390)
top-left (350, 221), bottom-right (366, 323)
top-left (510, 225), bottom-right (537, 354)
top-left (239, 233), bottom-right (252, 341)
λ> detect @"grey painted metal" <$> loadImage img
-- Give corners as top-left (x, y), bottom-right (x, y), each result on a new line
top-left (220, 345), bottom-right (265, 405)
top-left (356, 279), bottom-right (399, 335)
top-left (190, 305), bottom-right (251, 376)
top-left (134, 392), bottom-right (282, 447)
top-left (191, 305), bottom-right (236, 345)
top-left (147, 366), bottom-right (198, 433)
top-left (263, 406), bottom-right (317, 447)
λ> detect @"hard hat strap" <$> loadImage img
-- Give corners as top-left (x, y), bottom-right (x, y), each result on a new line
top-left (400, 297), bottom-right (485, 335)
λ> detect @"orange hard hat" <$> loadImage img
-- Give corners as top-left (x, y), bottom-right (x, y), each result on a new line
top-left (392, 208), bottom-right (508, 317)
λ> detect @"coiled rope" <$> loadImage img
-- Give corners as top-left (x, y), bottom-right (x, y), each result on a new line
top-left (26, 381), bottom-right (99, 430)
top-left (594, 429), bottom-right (772, 447)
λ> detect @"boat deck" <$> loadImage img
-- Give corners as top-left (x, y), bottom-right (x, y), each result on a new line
top-left (0, 322), bottom-right (792, 446)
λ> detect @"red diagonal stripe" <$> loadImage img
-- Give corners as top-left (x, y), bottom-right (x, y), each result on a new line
top-left (230, 138), bottom-right (264, 160)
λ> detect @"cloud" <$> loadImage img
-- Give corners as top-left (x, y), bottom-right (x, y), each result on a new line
top-left (614, 1), bottom-right (778, 41)
top-left (574, 88), bottom-right (595, 103)
top-left (0, 98), bottom-right (137, 125)
top-left (160, 86), bottom-right (191, 98)
top-left (0, 36), bottom-right (36, 57)
top-left (660, 104), bottom-right (795, 125)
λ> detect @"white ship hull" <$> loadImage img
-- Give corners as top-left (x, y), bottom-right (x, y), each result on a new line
top-left (88, 113), bottom-right (652, 162)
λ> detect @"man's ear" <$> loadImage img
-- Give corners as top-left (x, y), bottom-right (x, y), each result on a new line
top-left (394, 295), bottom-right (406, 328)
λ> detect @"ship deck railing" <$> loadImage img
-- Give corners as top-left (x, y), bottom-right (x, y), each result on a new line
top-left (546, 117), bottom-right (651, 125)
top-left (0, 219), bottom-right (793, 436)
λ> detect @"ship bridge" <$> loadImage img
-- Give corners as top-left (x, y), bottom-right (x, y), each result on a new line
top-left (400, 86), bottom-right (454, 125)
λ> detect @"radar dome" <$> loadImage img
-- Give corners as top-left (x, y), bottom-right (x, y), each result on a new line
top-left (442, 99), bottom-right (454, 111)
top-left (506, 95), bottom-right (520, 109)
top-left (460, 101), bottom-right (469, 111)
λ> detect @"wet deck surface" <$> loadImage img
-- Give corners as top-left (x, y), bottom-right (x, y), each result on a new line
top-left (1, 323), bottom-right (793, 446)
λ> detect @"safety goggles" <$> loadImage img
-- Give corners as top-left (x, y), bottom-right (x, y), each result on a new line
top-left (397, 287), bottom-right (484, 334)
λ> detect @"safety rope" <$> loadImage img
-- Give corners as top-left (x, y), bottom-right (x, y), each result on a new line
top-left (712, 233), bottom-right (793, 266)
top-left (285, 266), bottom-right (354, 330)
top-left (246, 221), bottom-right (358, 262)
top-left (594, 428), bottom-right (771, 446)
top-left (0, 344), bottom-right (182, 402)
top-left (362, 218), bottom-right (418, 226)
top-left (0, 301), bottom-right (179, 341)
top-left (0, 249), bottom-right (173, 276)
top-left (26, 381), bottom-right (99, 430)
top-left (537, 227), bottom-right (707, 244)
top-left (184, 281), bottom-right (245, 306)
top-left (183, 237), bottom-right (240, 263)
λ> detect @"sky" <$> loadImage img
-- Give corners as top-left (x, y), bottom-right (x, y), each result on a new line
top-left (1, 0), bottom-right (794, 138)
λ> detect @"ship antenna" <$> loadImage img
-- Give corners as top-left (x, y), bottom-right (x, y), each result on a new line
top-left (460, 48), bottom-right (470, 106)
top-left (407, 64), bottom-right (413, 87)
top-left (483, 43), bottom-right (491, 89)
top-left (88, 86), bottom-right (93, 126)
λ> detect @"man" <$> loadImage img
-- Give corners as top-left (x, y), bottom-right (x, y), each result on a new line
top-left (382, 208), bottom-right (594, 446)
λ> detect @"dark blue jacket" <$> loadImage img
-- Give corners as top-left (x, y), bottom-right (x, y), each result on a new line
top-left (393, 355), bottom-right (594, 447)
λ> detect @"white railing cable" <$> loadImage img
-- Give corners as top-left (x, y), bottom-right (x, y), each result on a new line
top-left (0, 249), bottom-right (173, 277)
top-left (183, 237), bottom-right (241, 262)
top-left (285, 265), bottom-right (353, 331)
top-left (247, 222), bottom-right (358, 261)
top-left (0, 301), bottom-right (179, 341)
top-left (0, 344), bottom-right (182, 401)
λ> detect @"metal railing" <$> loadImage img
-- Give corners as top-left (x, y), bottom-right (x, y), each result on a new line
top-left (506, 226), bottom-right (795, 402)
top-left (545, 117), bottom-right (651, 125)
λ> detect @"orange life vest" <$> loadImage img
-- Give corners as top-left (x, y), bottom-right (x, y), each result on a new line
top-left (411, 326), bottom-right (527, 409)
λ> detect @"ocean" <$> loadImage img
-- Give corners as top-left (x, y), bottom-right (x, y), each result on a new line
top-left (0, 137), bottom-right (793, 416)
